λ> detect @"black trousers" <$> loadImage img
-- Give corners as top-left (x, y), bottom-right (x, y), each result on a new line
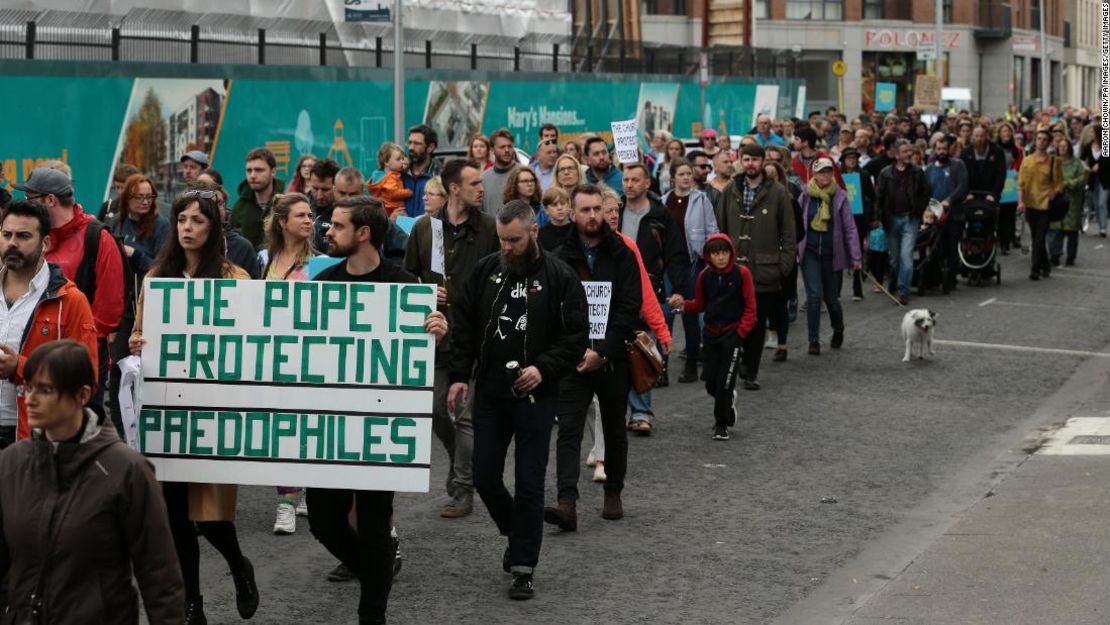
top-left (742, 291), bottom-right (783, 380)
top-left (308, 488), bottom-right (395, 622)
top-left (701, 332), bottom-right (742, 427)
top-left (1026, 210), bottom-right (1053, 274)
top-left (999, 202), bottom-right (1018, 250)
top-left (941, 218), bottom-right (965, 291)
top-left (554, 364), bottom-right (630, 501)
top-left (472, 392), bottom-right (555, 573)
top-left (162, 482), bottom-right (245, 601)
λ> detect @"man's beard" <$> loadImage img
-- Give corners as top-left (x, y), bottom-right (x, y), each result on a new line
top-left (745, 167), bottom-right (762, 180)
top-left (327, 239), bottom-right (356, 258)
top-left (4, 248), bottom-right (41, 271)
top-left (499, 237), bottom-right (538, 276)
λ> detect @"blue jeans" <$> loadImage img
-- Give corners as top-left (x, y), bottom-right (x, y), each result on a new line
top-left (887, 215), bottom-right (919, 296)
top-left (1088, 185), bottom-right (1108, 232)
top-left (802, 252), bottom-right (844, 343)
top-left (628, 387), bottom-right (653, 424)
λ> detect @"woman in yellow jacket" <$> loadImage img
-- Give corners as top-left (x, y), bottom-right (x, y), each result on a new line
top-left (1017, 128), bottom-right (1063, 280)
top-left (129, 189), bottom-right (259, 625)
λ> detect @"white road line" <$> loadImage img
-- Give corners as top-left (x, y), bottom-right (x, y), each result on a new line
top-left (978, 297), bottom-right (996, 307)
top-left (1054, 267), bottom-right (1110, 278)
top-left (1038, 417), bottom-right (1110, 455)
top-left (983, 300), bottom-right (1098, 313)
top-left (1095, 244), bottom-right (1105, 250)
top-left (934, 339), bottom-right (1110, 358)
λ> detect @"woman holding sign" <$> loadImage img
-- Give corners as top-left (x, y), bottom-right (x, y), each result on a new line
top-left (129, 189), bottom-right (259, 624)
top-left (258, 193), bottom-right (319, 535)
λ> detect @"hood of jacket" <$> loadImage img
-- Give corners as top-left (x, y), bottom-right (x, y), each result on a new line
top-left (702, 233), bottom-right (736, 273)
top-left (47, 204), bottom-right (93, 248)
top-left (30, 409), bottom-right (117, 486)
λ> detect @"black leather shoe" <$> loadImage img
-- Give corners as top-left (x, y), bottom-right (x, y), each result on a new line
top-left (232, 557), bottom-right (259, 619)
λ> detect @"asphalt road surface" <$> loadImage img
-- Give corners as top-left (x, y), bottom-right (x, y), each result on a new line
top-left (181, 233), bottom-right (1110, 625)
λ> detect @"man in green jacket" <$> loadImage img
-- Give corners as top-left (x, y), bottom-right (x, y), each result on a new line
top-left (714, 143), bottom-right (797, 386)
top-left (229, 147), bottom-right (285, 249)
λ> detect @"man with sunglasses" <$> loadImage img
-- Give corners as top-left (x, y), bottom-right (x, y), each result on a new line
top-left (16, 167), bottom-right (124, 418)
top-left (686, 150), bottom-right (721, 208)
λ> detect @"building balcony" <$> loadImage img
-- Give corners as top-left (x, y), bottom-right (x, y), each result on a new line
top-left (975, 0), bottom-right (1011, 39)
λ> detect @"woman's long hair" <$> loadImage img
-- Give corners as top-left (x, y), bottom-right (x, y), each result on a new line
top-left (149, 193), bottom-right (228, 279)
top-left (502, 167), bottom-right (543, 206)
top-left (116, 173), bottom-right (159, 240)
top-left (264, 193), bottom-right (315, 274)
top-left (289, 154), bottom-right (316, 193)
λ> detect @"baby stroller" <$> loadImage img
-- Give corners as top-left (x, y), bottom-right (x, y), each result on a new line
top-left (913, 199), bottom-right (945, 296)
top-left (959, 192), bottom-right (1001, 286)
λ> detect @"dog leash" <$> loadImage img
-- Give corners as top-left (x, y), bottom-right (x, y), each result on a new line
top-left (861, 269), bottom-right (906, 307)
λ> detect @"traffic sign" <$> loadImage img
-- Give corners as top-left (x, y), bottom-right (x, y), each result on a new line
top-left (832, 60), bottom-right (847, 76)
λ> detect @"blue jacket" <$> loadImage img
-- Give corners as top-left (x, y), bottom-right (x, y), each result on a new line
top-left (586, 165), bottom-right (623, 191)
top-left (107, 214), bottom-right (170, 277)
top-left (662, 189), bottom-right (719, 263)
top-left (926, 157), bottom-right (969, 220)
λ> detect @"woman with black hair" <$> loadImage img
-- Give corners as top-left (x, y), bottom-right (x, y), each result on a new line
top-left (129, 190), bottom-right (259, 625)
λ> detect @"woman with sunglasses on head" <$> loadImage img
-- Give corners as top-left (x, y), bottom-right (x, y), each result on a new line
top-left (0, 340), bottom-right (185, 624)
top-left (128, 189), bottom-right (259, 625)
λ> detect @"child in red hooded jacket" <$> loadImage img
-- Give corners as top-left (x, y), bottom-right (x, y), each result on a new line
top-left (669, 233), bottom-right (756, 441)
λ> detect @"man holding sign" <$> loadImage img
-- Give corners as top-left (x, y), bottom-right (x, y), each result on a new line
top-left (312, 195), bottom-right (448, 625)
top-left (549, 184), bottom-right (641, 531)
top-left (447, 199), bottom-right (587, 600)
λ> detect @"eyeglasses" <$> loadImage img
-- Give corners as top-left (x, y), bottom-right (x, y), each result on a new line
top-left (17, 384), bottom-right (56, 398)
top-left (182, 190), bottom-right (219, 201)
top-left (23, 193), bottom-right (46, 202)
top-left (422, 191), bottom-right (445, 200)
top-left (132, 194), bottom-right (157, 202)
top-left (518, 178), bottom-right (536, 185)
top-left (557, 166), bottom-right (577, 174)
top-left (694, 164), bottom-right (712, 169)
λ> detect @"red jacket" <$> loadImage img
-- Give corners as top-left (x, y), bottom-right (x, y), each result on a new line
top-left (44, 204), bottom-right (125, 338)
top-left (616, 232), bottom-right (672, 345)
top-left (683, 234), bottom-right (757, 339)
top-left (791, 149), bottom-right (845, 188)
top-left (15, 264), bottom-right (99, 439)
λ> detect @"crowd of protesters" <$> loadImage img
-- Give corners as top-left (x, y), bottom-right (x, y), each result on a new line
top-left (0, 100), bottom-right (1104, 625)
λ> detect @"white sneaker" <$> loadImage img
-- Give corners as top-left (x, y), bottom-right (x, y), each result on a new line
top-left (593, 461), bottom-right (607, 483)
top-left (586, 451), bottom-right (598, 468)
top-left (295, 498), bottom-right (308, 517)
top-left (273, 502), bottom-right (296, 535)
top-left (764, 331), bottom-right (777, 350)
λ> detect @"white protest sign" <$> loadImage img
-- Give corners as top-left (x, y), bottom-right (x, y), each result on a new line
top-left (610, 119), bottom-right (640, 164)
top-left (430, 217), bottom-right (445, 276)
top-left (583, 281), bottom-right (612, 340)
top-left (138, 278), bottom-right (436, 492)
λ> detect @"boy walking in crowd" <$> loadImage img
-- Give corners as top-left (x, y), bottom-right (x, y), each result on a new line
top-left (669, 234), bottom-right (756, 441)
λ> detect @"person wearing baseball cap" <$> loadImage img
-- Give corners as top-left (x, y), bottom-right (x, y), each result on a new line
top-left (180, 150), bottom-right (209, 183)
top-left (797, 156), bottom-right (861, 356)
top-left (17, 166), bottom-right (125, 422)
top-left (699, 128), bottom-right (721, 157)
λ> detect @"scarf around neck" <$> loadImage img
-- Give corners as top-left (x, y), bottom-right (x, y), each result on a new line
top-left (807, 177), bottom-right (837, 233)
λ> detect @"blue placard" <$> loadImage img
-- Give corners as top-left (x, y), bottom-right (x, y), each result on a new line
top-left (875, 83), bottom-right (897, 112)
top-left (394, 216), bottom-right (417, 234)
top-left (307, 256), bottom-right (343, 279)
top-left (345, 6), bottom-right (391, 22)
top-left (842, 172), bottom-right (864, 216)
top-left (1000, 169), bottom-right (1018, 204)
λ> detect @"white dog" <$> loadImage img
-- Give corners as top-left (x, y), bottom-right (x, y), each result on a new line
top-left (901, 309), bottom-right (937, 362)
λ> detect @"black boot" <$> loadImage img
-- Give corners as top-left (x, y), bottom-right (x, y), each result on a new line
top-left (185, 597), bottom-right (208, 625)
top-left (678, 361), bottom-right (698, 383)
top-left (231, 557), bottom-right (260, 619)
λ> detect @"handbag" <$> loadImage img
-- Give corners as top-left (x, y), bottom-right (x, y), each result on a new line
top-left (626, 331), bottom-right (663, 393)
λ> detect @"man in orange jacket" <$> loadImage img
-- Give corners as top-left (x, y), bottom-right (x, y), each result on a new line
top-left (0, 201), bottom-right (97, 442)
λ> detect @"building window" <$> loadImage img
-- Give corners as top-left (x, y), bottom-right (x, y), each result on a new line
top-left (754, 0), bottom-right (769, 19)
top-left (1031, 0), bottom-right (1040, 30)
top-left (943, 0), bottom-right (953, 23)
top-left (863, 0), bottom-right (883, 19)
top-left (786, 0), bottom-right (843, 20)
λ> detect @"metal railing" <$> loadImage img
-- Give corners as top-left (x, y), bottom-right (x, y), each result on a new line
top-left (0, 18), bottom-right (800, 79)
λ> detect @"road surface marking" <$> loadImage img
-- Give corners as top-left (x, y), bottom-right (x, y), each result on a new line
top-left (978, 297), bottom-right (996, 307)
top-left (1095, 244), bottom-right (1105, 250)
top-left (1038, 417), bottom-right (1110, 455)
top-left (934, 339), bottom-right (1110, 359)
top-left (981, 299), bottom-right (1098, 313)
top-left (1054, 267), bottom-right (1110, 278)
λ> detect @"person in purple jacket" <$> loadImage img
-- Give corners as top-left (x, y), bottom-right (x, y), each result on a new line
top-left (797, 158), bottom-right (862, 356)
